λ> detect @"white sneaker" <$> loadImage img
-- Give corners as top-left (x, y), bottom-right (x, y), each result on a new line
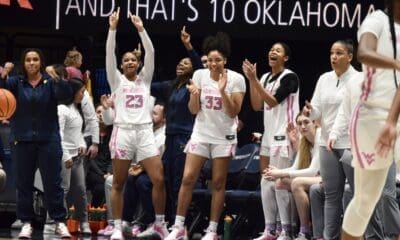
top-left (165, 225), bottom-right (186, 240)
top-left (18, 223), bottom-right (33, 239)
top-left (80, 221), bottom-right (92, 235)
top-left (277, 231), bottom-right (292, 240)
top-left (97, 224), bottom-right (114, 236)
top-left (12, 220), bottom-right (24, 229)
top-left (137, 222), bottom-right (169, 239)
top-left (294, 233), bottom-right (309, 240)
top-left (43, 223), bottom-right (56, 234)
top-left (201, 230), bottom-right (218, 240)
top-left (110, 228), bottom-right (124, 240)
top-left (55, 222), bottom-right (71, 238)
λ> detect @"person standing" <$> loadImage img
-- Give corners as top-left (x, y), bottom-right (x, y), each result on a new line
top-left (242, 42), bottom-right (300, 240)
top-left (343, 1), bottom-right (400, 239)
top-left (166, 32), bottom-right (246, 240)
top-left (105, 8), bottom-right (167, 240)
top-left (0, 48), bottom-right (72, 238)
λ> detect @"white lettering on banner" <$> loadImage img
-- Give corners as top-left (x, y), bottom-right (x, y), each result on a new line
top-left (307, 2), bottom-right (321, 27)
top-left (55, 0), bottom-right (377, 31)
top-left (151, 0), bottom-right (168, 20)
top-left (65, 0), bottom-right (81, 16)
top-left (186, 0), bottom-right (198, 22)
top-left (100, 0), bottom-right (113, 17)
top-left (244, 0), bottom-right (260, 24)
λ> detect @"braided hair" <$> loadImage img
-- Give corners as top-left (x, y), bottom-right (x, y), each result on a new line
top-left (386, 0), bottom-right (398, 87)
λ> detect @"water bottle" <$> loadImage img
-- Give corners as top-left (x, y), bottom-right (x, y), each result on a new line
top-left (223, 215), bottom-right (232, 240)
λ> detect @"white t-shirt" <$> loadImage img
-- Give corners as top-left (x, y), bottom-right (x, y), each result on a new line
top-left (190, 69), bottom-right (246, 144)
top-left (106, 30), bottom-right (155, 125)
top-left (261, 69), bottom-right (299, 150)
top-left (357, 10), bottom-right (400, 107)
top-left (58, 104), bottom-right (86, 161)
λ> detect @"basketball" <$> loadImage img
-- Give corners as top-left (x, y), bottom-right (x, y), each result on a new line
top-left (0, 89), bottom-right (16, 120)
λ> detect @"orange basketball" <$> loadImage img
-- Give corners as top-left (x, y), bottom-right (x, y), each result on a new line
top-left (0, 89), bottom-right (16, 120)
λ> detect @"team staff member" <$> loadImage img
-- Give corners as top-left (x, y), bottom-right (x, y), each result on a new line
top-left (0, 48), bottom-right (72, 238)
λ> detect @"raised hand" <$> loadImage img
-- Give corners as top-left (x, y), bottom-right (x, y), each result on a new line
top-left (242, 59), bottom-right (257, 82)
top-left (218, 70), bottom-right (228, 92)
top-left (1, 62), bottom-right (14, 79)
top-left (375, 122), bottom-right (397, 159)
top-left (180, 26), bottom-right (193, 50)
top-left (109, 7), bottom-right (120, 30)
top-left (100, 94), bottom-right (113, 109)
top-left (129, 12), bottom-right (144, 32)
top-left (133, 43), bottom-right (142, 59)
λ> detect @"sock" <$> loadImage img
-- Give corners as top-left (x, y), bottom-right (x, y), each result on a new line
top-left (207, 221), bottom-right (218, 233)
top-left (282, 224), bottom-right (291, 233)
top-left (266, 223), bottom-right (276, 232)
top-left (174, 215), bottom-right (185, 228)
top-left (155, 214), bottom-right (165, 224)
top-left (300, 225), bottom-right (310, 234)
top-left (114, 219), bottom-right (122, 230)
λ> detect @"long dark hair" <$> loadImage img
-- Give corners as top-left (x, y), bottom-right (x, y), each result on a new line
top-left (386, 0), bottom-right (398, 87)
top-left (20, 48), bottom-right (46, 77)
top-left (59, 78), bottom-right (86, 132)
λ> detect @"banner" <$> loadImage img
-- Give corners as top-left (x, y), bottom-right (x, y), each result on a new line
top-left (0, 0), bottom-right (384, 40)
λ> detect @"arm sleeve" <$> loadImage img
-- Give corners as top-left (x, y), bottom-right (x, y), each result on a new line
top-left (151, 81), bottom-right (170, 102)
top-left (138, 30), bottom-right (155, 85)
top-left (58, 106), bottom-right (71, 161)
top-left (274, 73), bottom-right (299, 103)
top-left (187, 48), bottom-right (203, 71)
top-left (106, 30), bottom-right (122, 92)
top-left (82, 91), bottom-right (99, 144)
top-left (309, 76), bottom-right (323, 121)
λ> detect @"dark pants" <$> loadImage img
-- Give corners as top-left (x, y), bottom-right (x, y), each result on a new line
top-left (13, 141), bottom-right (66, 222)
top-left (122, 173), bottom-right (154, 224)
top-left (163, 133), bottom-right (190, 222)
top-left (86, 171), bottom-right (105, 207)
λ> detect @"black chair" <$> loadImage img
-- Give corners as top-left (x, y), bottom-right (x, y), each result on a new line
top-left (224, 145), bottom-right (262, 239)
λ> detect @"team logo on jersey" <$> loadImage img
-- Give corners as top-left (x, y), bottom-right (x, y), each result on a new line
top-left (274, 136), bottom-right (286, 141)
top-left (0, 0), bottom-right (33, 10)
top-left (225, 135), bottom-right (235, 140)
top-left (362, 152), bottom-right (375, 165)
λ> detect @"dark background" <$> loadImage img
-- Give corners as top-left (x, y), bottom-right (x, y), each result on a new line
top-left (0, 0), bottom-right (384, 144)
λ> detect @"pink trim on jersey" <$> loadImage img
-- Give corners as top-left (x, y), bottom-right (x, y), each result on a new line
top-left (273, 146), bottom-right (281, 157)
top-left (360, 67), bottom-right (374, 102)
top-left (227, 144), bottom-right (236, 156)
top-left (286, 95), bottom-right (294, 124)
top-left (350, 104), bottom-right (365, 169)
